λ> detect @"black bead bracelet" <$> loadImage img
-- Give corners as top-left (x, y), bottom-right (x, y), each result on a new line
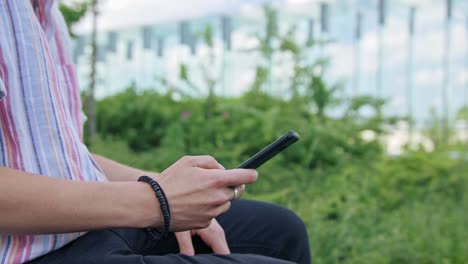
top-left (138, 176), bottom-right (171, 240)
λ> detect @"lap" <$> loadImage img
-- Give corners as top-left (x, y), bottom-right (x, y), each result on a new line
top-left (28, 199), bottom-right (309, 264)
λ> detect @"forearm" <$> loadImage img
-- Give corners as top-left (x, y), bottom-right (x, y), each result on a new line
top-left (92, 153), bottom-right (158, 182)
top-left (0, 166), bottom-right (162, 234)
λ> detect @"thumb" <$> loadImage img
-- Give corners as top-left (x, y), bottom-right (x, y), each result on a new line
top-left (175, 231), bottom-right (195, 256)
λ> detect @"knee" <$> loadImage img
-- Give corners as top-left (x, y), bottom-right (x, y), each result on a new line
top-left (266, 204), bottom-right (311, 264)
top-left (229, 200), bottom-right (311, 263)
top-left (249, 201), bottom-right (308, 245)
top-left (273, 206), bottom-right (308, 243)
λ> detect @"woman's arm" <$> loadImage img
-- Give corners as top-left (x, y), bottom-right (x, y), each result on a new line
top-left (1, 156), bottom-right (258, 235)
top-left (92, 153), bottom-right (158, 182)
top-left (0, 166), bottom-right (162, 234)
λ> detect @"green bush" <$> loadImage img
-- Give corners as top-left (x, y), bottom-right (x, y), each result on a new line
top-left (90, 84), bottom-right (468, 263)
top-left (86, 6), bottom-right (467, 263)
top-left (91, 131), bottom-right (468, 263)
top-left (95, 87), bottom-right (389, 172)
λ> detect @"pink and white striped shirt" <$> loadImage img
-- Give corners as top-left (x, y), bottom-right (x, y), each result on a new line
top-left (0, 1), bottom-right (107, 263)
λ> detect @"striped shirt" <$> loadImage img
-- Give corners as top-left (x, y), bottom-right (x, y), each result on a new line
top-left (0, 1), bottom-right (107, 263)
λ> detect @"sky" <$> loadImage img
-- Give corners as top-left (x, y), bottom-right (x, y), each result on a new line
top-left (71, 0), bottom-right (468, 124)
top-left (73, 0), bottom-right (284, 33)
top-left (71, 0), bottom-right (454, 33)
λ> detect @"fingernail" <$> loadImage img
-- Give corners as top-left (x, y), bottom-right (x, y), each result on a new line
top-left (253, 170), bottom-right (259, 177)
top-left (218, 163), bottom-right (225, 170)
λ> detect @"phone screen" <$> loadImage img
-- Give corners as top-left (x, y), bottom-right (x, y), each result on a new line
top-left (237, 130), bottom-right (300, 169)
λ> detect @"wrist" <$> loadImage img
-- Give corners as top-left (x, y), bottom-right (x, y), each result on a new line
top-left (137, 176), bottom-right (171, 238)
top-left (128, 182), bottom-right (164, 229)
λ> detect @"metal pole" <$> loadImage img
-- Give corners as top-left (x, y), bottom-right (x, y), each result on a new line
top-left (354, 12), bottom-right (362, 96)
top-left (267, 8), bottom-right (278, 95)
top-left (320, 2), bottom-right (329, 59)
top-left (306, 18), bottom-right (315, 68)
top-left (377, 27), bottom-right (383, 97)
top-left (142, 27), bottom-right (152, 88)
top-left (464, 8), bottom-right (468, 139)
top-left (442, 0), bottom-right (452, 142)
top-left (407, 6), bottom-right (416, 141)
top-left (87, 0), bottom-right (98, 143)
top-left (221, 16), bottom-right (232, 97)
top-left (377, 0), bottom-right (385, 98)
top-left (178, 21), bottom-right (189, 91)
top-left (307, 18), bottom-right (314, 45)
top-left (155, 37), bottom-right (165, 92)
top-left (353, 38), bottom-right (360, 96)
top-left (221, 50), bottom-right (228, 97)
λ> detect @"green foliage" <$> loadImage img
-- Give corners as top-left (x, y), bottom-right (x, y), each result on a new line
top-left (95, 86), bottom-right (387, 170)
top-left (201, 24), bottom-right (214, 48)
top-left (58, 1), bottom-right (89, 37)
top-left (423, 107), bottom-right (464, 148)
top-left (91, 121), bottom-right (468, 263)
top-left (95, 87), bottom-right (180, 151)
top-left (88, 5), bottom-right (468, 263)
top-left (299, 150), bottom-right (468, 264)
top-left (456, 106), bottom-right (468, 120)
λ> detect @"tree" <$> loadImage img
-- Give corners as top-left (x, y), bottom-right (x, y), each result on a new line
top-left (58, 1), bottom-right (89, 37)
top-left (59, 0), bottom-right (99, 144)
top-left (86, 0), bottom-right (99, 144)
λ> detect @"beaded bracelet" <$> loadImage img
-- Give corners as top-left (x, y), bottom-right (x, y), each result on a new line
top-left (138, 176), bottom-right (171, 240)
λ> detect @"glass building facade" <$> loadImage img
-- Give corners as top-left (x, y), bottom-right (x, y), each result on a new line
top-left (73, 0), bottom-right (467, 127)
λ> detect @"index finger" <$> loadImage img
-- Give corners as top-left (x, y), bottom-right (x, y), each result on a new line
top-left (175, 231), bottom-right (195, 256)
top-left (186, 155), bottom-right (224, 170)
top-left (208, 169), bottom-right (258, 187)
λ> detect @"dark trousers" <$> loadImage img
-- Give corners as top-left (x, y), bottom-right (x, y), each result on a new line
top-left (28, 199), bottom-right (311, 264)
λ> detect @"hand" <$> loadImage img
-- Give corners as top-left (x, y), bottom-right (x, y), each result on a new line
top-left (175, 219), bottom-right (229, 256)
top-left (155, 155), bottom-right (257, 231)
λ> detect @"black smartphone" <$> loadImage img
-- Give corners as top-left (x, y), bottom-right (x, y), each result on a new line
top-left (238, 130), bottom-right (300, 169)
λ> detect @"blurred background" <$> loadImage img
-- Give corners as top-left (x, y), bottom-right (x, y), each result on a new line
top-left (61, 0), bottom-right (467, 262)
